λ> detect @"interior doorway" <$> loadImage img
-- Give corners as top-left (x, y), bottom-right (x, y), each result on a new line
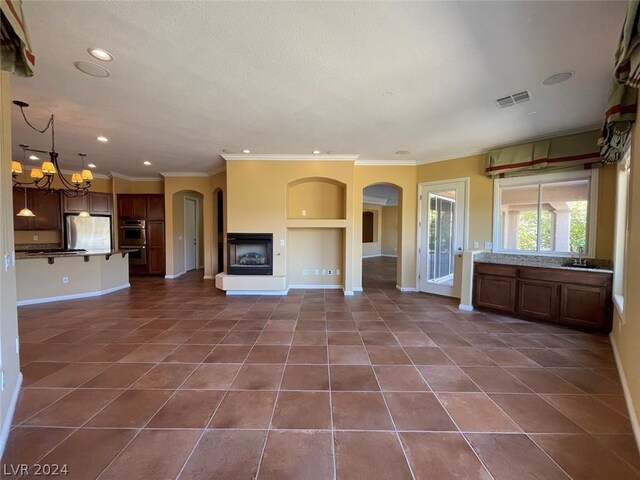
top-left (418, 179), bottom-right (468, 297)
top-left (184, 196), bottom-right (198, 272)
top-left (361, 183), bottom-right (401, 290)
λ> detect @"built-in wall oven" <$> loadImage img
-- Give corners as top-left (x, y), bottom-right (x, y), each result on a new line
top-left (119, 220), bottom-right (147, 266)
top-left (119, 220), bottom-right (146, 246)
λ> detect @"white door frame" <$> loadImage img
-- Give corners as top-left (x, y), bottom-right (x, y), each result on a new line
top-left (416, 177), bottom-right (469, 296)
top-left (184, 195), bottom-right (199, 271)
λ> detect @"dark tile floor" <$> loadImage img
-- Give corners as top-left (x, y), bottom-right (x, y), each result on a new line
top-left (3, 257), bottom-right (639, 479)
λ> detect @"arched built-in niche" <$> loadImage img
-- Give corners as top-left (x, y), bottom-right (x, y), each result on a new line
top-left (287, 177), bottom-right (346, 220)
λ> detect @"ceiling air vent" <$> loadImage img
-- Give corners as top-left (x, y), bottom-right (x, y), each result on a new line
top-left (495, 90), bottom-right (531, 109)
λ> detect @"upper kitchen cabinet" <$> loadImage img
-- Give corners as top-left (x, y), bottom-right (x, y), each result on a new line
top-left (13, 188), bottom-right (61, 231)
top-left (117, 194), bottom-right (164, 220)
top-left (63, 192), bottom-right (112, 215)
top-left (117, 194), bottom-right (148, 219)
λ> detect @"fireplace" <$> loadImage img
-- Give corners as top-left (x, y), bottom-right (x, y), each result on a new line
top-left (227, 233), bottom-right (273, 275)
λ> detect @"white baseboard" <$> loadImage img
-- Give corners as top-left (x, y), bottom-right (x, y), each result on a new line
top-left (203, 275), bottom-right (214, 280)
top-left (381, 254), bottom-right (397, 258)
top-left (288, 285), bottom-right (342, 290)
top-left (0, 372), bottom-right (23, 458)
top-left (610, 333), bottom-right (640, 453)
top-left (353, 287), bottom-right (363, 292)
top-left (164, 271), bottom-right (186, 279)
top-left (17, 283), bottom-right (130, 306)
top-left (396, 285), bottom-right (418, 292)
top-left (458, 303), bottom-right (474, 312)
top-left (226, 289), bottom-right (289, 296)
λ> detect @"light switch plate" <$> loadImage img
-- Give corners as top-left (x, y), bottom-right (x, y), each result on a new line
top-left (484, 241), bottom-right (493, 249)
top-left (473, 241), bottom-right (479, 249)
top-left (280, 239), bottom-right (285, 247)
top-left (302, 269), bottom-right (308, 276)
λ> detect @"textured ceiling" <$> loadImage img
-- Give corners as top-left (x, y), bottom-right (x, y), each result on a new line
top-left (11, 1), bottom-right (626, 177)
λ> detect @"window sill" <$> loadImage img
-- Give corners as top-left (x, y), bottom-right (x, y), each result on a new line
top-left (613, 294), bottom-right (624, 321)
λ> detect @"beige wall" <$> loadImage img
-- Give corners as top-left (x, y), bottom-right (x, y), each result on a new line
top-left (288, 179), bottom-right (345, 219)
top-left (362, 204), bottom-right (382, 257)
top-left (287, 228), bottom-right (344, 287)
top-left (611, 104), bottom-right (640, 443)
top-left (381, 205), bottom-right (399, 256)
top-left (112, 177), bottom-right (164, 194)
top-left (226, 160), bottom-right (354, 291)
top-left (353, 167), bottom-right (417, 290)
top-left (0, 72), bottom-right (21, 449)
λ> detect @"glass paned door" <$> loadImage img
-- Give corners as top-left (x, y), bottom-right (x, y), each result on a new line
top-left (420, 180), bottom-right (467, 297)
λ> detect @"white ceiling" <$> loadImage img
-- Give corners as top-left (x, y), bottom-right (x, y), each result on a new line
top-left (364, 185), bottom-right (399, 206)
top-left (11, 1), bottom-right (626, 177)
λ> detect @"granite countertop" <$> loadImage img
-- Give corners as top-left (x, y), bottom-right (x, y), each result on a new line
top-left (473, 252), bottom-right (613, 274)
top-left (16, 248), bottom-right (139, 260)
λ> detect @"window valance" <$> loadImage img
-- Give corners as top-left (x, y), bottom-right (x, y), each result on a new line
top-left (485, 130), bottom-right (601, 178)
top-left (1, 0), bottom-right (34, 77)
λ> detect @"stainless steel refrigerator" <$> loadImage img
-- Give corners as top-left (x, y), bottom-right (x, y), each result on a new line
top-left (65, 215), bottom-right (112, 252)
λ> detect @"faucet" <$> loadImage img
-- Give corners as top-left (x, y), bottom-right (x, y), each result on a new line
top-left (573, 246), bottom-right (585, 266)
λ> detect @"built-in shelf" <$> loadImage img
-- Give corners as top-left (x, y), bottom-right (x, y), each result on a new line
top-left (287, 178), bottom-right (346, 220)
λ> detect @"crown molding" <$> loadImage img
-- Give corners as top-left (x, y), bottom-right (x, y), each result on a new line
top-left (159, 172), bottom-right (211, 178)
top-left (108, 171), bottom-right (163, 182)
top-left (355, 159), bottom-right (417, 166)
top-left (208, 165), bottom-right (227, 176)
top-left (221, 153), bottom-right (359, 162)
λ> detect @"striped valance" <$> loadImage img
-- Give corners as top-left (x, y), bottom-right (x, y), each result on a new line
top-left (485, 130), bottom-right (602, 178)
top-left (1, 0), bottom-right (34, 77)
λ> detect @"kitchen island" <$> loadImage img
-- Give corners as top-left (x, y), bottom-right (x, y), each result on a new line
top-left (15, 249), bottom-right (136, 306)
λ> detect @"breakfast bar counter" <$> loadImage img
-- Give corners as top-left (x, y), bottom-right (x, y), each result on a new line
top-left (15, 250), bottom-right (134, 306)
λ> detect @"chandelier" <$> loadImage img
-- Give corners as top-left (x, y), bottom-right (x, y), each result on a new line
top-left (10, 100), bottom-right (93, 197)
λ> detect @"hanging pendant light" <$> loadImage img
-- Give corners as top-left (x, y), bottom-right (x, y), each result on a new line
top-left (11, 102), bottom-right (93, 198)
top-left (16, 187), bottom-right (35, 217)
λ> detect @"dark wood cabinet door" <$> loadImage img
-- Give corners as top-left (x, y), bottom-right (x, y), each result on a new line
top-left (32, 190), bottom-right (61, 230)
top-left (13, 187), bottom-right (34, 230)
top-left (560, 284), bottom-right (609, 329)
top-left (147, 195), bottom-right (165, 220)
top-left (89, 193), bottom-right (112, 215)
top-left (517, 279), bottom-right (559, 322)
top-left (118, 195), bottom-right (147, 219)
top-left (474, 274), bottom-right (516, 312)
top-left (63, 194), bottom-right (88, 214)
top-left (146, 221), bottom-right (165, 274)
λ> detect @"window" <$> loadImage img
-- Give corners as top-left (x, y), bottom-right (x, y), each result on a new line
top-left (493, 170), bottom-right (598, 256)
top-left (613, 150), bottom-right (630, 317)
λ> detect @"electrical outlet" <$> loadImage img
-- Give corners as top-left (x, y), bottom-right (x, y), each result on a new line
top-left (33, 235), bottom-right (38, 241)
top-left (484, 241), bottom-right (493, 250)
top-left (314, 269), bottom-right (319, 276)
top-left (15, 337), bottom-right (19, 355)
top-left (327, 269), bottom-right (333, 275)
top-left (302, 210), bottom-right (307, 216)
top-left (302, 269), bottom-right (309, 276)
top-left (62, 276), bottom-right (69, 284)
top-left (336, 269), bottom-right (341, 276)
top-left (321, 269), bottom-right (327, 276)
top-left (3, 254), bottom-right (9, 272)
top-left (0, 371), bottom-right (4, 392)
top-left (473, 241), bottom-right (479, 249)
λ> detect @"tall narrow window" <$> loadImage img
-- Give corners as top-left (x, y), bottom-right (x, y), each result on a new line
top-left (613, 149), bottom-right (631, 317)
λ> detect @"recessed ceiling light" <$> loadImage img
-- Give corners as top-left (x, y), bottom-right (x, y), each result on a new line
top-left (88, 48), bottom-right (114, 62)
top-left (74, 61), bottom-right (110, 78)
top-left (396, 150), bottom-right (410, 155)
top-left (97, 136), bottom-right (108, 142)
top-left (383, 91), bottom-right (395, 97)
top-left (143, 161), bottom-right (152, 166)
top-left (542, 71), bottom-right (575, 86)
top-left (29, 155), bottom-right (39, 160)
top-left (312, 150), bottom-right (321, 155)
top-left (242, 149), bottom-right (250, 154)
top-left (88, 163), bottom-right (96, 168)
top-left (528, 111), bottom-right (538, 115)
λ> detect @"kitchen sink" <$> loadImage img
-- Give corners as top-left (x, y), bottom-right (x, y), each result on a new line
top-left (562, 262), bottom-right (599, 269)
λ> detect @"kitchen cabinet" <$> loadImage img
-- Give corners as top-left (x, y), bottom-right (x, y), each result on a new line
top-left (473, 262), bottom-right (612, 332)
top-left (117, 194), bottom-right (165, 275)
top-left (146, 221), bottom-right (165, 274)
top-left (13, 187), bottom-right (61, 231)
top-left (64, 192), bottom-right (112, 215)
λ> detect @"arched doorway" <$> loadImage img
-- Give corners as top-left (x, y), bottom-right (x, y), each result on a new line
top-left (361, 183), bottom-right (402, 290)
